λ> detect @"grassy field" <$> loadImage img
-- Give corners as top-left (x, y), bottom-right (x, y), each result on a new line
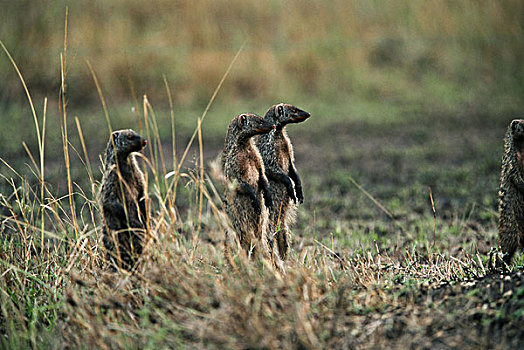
top-left (2, 1), bottom-right (524, 349)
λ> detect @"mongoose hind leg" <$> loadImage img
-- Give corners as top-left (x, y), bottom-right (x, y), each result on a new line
top-left (124, 228), bottom-right (145, 265)
top-left (235, 220), bottom-right (258, 259)
top-left (108, 228), bottom-right (144, 270)
top-left (239, 233), bottom-right (254, 257)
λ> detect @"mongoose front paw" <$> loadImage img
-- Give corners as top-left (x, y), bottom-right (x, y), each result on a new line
top-left (252, 199), bottom-right (262, 215)
top-left (264, 195), bottom-right (273, 212)
top-left (296, 186), bottom-right (304, 204)
top-left (286, 186), bottom-right (297, 203)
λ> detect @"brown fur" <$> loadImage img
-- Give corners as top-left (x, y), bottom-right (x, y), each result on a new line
top-left (255, 103), bottom-right (311, 261)
top-left (100, 129), bottom-right (148, 270)
top-left (221, 113), bottom-right (275, 259)
top-left (498, 119), bottom-right (524, 264)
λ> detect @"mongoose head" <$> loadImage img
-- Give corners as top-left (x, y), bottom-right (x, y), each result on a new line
top-left (108, 129), bottom-right (147, 159)
top-left (264, 103), bottom-right (311, 128)
top-left (509, 119), bottom-right (524, 165)
top-left (229, 113), bottom-right (276, 141)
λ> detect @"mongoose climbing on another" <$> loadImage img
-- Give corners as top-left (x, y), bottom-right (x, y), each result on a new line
top-left (255, 103), bottom-right (311, 261)
top-left (100, 129), bottom-right (148, 270)
top-left (222, 113), bottom-right (275, 259)
top-left (498, 119), bottom-right (524, 265)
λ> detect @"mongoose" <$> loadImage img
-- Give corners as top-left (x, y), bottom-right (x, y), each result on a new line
top-left (222, 113), bottom-right (275, 258)
top-left (498, 119), bottom-right (524, 265)
top-left (255, 103), bottom-right (311, 261)
top-left (100, 129), bottom-right (148, 270)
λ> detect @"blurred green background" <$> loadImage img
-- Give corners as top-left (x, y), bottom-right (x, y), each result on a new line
top-left (1, 0), bottom-right (524, 196)
top-left (2, 0), bottom-right (523, 104)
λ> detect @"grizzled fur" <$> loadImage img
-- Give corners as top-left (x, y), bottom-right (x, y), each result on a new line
top-left (498, 119), bottom-right (524, 265)
top-left (222, 113), bottom-right (275, 258)
top-left (255, 103), bottom-right (311, 261)
top-left (100, 129), bottom-right (148, 270)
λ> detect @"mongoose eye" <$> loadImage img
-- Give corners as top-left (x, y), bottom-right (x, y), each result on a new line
top-left (512, 121), bottom-right (520, 133)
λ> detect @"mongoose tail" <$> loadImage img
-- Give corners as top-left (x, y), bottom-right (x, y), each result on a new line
top-left (498, 119), bottom-right (524, 265)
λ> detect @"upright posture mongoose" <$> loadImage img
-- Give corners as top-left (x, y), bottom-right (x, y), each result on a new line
top-left (100, 129), bottom-right (148, 270)
top-left (255, 103), bottom-right (311, 261)
top-left (222, 113), bottom-right (275, 258)
top-left (498, 119), bottom-right (524, 264)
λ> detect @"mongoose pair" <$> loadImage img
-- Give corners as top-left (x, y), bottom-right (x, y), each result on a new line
top-left (100, 129), bottom-right (148, 270)
top-left (222, 104), bottom-right (311, 261)
top-left (498, 119), bottom-right (524, 265)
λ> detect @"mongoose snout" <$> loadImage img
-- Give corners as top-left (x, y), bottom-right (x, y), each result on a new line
top-left (289, 108), bottom-right (311, 123)
top-left (254, 124), bottom-right (275, 135)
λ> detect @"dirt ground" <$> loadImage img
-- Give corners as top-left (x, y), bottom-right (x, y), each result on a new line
top-left (290, 108), bottom-right (523, 348)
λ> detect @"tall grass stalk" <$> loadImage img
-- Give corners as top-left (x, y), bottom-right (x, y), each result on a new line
top-left (59, 8), bottom-right (79, 241)
top-left (86, 61), bottom-right (112, 132)
top-left (143, 96), bottom-right (169, 196)
top-left (347, 174), bottom-right (407, 235)
top-left (163, 76), bottom-right (177, 223)
top-left (173, 42), bottom-right (245, 177)
top-left (0, 40), bottom-right (47, 255)
top-left (40, 98), bottom-right (47, 253)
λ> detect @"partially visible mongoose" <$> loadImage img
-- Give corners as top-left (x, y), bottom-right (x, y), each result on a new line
top-left (100, 129), bottom-right (148, 270)
top-left (222, 113), bottom-right (275, 258)
top-left (255, 103), bottom-right (311, 261)
top-left (498, 119), bottom-right (524, 265)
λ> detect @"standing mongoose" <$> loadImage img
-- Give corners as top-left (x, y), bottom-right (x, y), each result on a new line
top-left (255, 103), bottom-right (311, 261)
top-left (222, 113), bottom-right (275, 258)
top-left (100, 129), bottom-right (148, 270)
top-left (498, 119), bottom-right (524, 265)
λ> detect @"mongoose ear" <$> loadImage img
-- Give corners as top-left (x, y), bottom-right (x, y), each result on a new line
top-left (239, 114), bottom-right (247, 125)
top-left (277, 104), bottom-right (284, 117)
top-left (511, 120), bottom-right (520, 133)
